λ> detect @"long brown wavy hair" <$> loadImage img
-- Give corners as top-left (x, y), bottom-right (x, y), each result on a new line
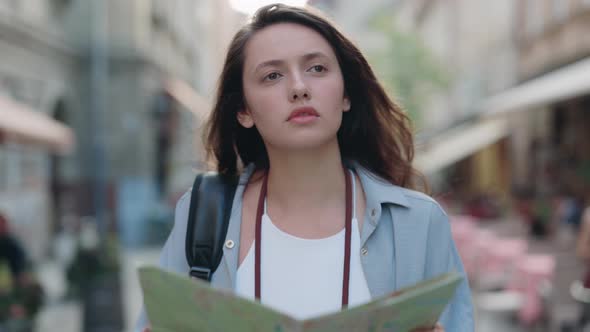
top-left (204, 3), bottom-right (424, 190)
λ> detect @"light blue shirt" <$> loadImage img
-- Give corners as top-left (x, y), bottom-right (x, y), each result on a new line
top-left (136, 162), bottom-right (474, 331)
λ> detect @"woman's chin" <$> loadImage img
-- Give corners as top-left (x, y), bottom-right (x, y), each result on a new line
top-left (271, 136), bottom-right (340, 153)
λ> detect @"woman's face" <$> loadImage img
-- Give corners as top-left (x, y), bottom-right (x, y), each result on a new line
top-left (239, 23), bottom-right (350, 151)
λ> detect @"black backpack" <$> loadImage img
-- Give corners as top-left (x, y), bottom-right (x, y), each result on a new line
top-left (185, 173), bottom-right (238, 281)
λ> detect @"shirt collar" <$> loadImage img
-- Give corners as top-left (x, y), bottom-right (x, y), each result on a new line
top-left (350, 161), bottom-right (411, 209)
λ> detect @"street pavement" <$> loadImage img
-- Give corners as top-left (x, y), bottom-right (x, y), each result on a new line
top-left (121, 247), bottom-right (161, 332)
top-left (34, 260), bottom-right (81, 332)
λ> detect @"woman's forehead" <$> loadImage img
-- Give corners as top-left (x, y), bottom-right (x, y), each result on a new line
top-left (244, 23), bottom-right (337, 72)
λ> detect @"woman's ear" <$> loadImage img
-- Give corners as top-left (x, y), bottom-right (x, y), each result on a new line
top-left (237, 109), bottom-right (255, 128)
top-left (343, 96), bottom-right (351, 112)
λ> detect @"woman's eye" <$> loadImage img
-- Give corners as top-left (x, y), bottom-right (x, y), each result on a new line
top-left (309, 65), bottom-right (326, 73)
top-left (264, 72), bottom-right (282, 81)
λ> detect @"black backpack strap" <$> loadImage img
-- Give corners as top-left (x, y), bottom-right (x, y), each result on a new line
top-left (185, 172), bottom-right (238, 281)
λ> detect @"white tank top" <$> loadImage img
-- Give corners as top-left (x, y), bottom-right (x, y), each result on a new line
top-left (235, 170), bottom-right (372, 320)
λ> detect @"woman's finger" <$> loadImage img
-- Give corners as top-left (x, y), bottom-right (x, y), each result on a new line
top-left (411, 323), bottom-right (444, 332)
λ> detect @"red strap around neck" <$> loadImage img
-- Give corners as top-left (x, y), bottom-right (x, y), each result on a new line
top-left (254, 168), bottom-right (353, 309)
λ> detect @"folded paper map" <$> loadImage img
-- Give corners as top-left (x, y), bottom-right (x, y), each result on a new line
top-left (138, 266), bottom-right (462, 332)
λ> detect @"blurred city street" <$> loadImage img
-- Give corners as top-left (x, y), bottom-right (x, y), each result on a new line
top-left (33, 246), bottom-right (162, 332)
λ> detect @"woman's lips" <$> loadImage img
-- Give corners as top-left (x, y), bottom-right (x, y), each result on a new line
top-left (287, 107), bottom-right (319, 124)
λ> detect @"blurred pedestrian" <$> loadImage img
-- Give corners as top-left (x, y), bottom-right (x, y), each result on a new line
top-left (136, 4), bottom-right (472, 332)
top-left (553, 191), bottom-right (583, 247)
top-left (0, 212), bottom-right (43, 330)
top-left (0, 212), bottom-right (27, 287)
top-left (573, 196), bottom-right (590, 329)
top-left (576, 197), bottom-right (590, 287)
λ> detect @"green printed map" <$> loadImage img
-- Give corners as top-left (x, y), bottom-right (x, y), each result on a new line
top-left (139, 267), bottom-right (461, 332)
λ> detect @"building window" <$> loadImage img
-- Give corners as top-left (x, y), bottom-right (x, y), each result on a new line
top-left (21, 149), bottom-right (43, 188)
top-left (0, 0), bottom-right (18, 15)
top-left (552, 0), bottom-right (569, 22)
top-left (3, 144), bottom-right (22, 190)
top-left (50, 0), bottom-right (71, 15)
top-left (525, 0), bottom-right (544, 38)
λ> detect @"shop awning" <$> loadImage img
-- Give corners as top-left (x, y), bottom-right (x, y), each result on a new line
top-left (414, 117), bottom-right (509, 174)
top-left (482, 57), bottom-right (590, 115)
top-left (0, 95), bottom-right (75, 154)
top-left (164, 79), bottom-right (211, 119)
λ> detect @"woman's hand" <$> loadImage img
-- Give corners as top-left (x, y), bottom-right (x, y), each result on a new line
top-left (144, 324), bottom-right (442, 332)
top-left (142, 323), bottom-right (442, 332)
top-left (411, 323), bottom-right (444, 332)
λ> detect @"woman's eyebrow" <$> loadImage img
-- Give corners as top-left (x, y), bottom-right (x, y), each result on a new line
top-left (301, 51), bottom-right (330, 63)
top-left (252, 52), bottom-right (331, 74)
top-left (254, 59), bottom-right (284, 74)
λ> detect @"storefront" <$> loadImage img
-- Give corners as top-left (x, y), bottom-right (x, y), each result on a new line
top-left (414, 117), bottom-right (512, 216)
top-left (473, 56), bottom-right (590, 232)
top-left (0, 94), bottom-right (75, 260)
top-left (481, 57), bottom-right (590, 198)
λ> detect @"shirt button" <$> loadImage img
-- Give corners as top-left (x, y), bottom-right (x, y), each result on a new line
top-left (370, 209), bottom-right (377, 219)
top-left (225, 240), bottom-right (235, 249)
top-left (361, 247), bottom-right (368, 256)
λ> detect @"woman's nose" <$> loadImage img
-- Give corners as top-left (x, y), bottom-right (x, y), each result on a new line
top-left (289, 76), bottom-right (310, 102)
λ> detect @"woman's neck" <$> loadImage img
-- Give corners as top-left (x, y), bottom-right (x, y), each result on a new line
top-left (264, 142), bottom-right (347, 218)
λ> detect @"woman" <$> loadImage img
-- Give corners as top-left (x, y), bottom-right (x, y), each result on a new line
top-left (137, 4), bottom-right (473, 331)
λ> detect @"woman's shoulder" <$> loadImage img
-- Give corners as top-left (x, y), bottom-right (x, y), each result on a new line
top-left (357, 166), bottom-right (444, 214)
top-left (173, 189), bottom-right (193, 226)
top-left (173, 166), bottom-right (250, 215)
top-left (176, 188), bottom-right (192, 209)
top-left (389, 185), bottom-right (450, 228)
top-left (356, 170), bottom-right (452, 238)
top-left (394, 185), bottom-right (439, 206)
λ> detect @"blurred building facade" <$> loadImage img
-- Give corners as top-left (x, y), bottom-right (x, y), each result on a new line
top-left (497, 0), bottom-right (590, 207)
top-left (390, 0), bottom-right (590, 219)
top-left (0, 0), bottom-right (244, 259)
top-left (0, 0), bottom-right (80, 260)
